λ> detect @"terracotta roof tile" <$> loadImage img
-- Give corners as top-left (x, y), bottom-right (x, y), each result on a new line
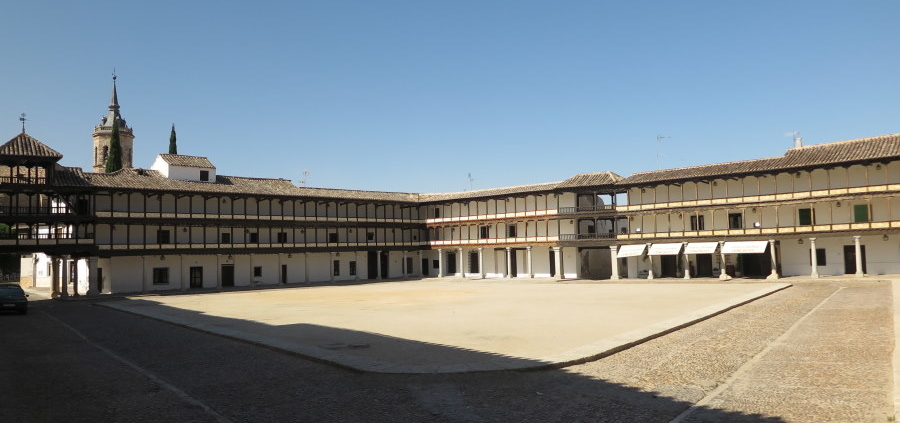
top-left (0, 133), bottom-right (63, 160)
top-left (619, 134), bottom-right (900, 186)
top-left (158, 154), bottom-right (215, 168)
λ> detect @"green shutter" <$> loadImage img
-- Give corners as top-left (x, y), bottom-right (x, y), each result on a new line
top-left (853, 204), bottom-right (869, 223)
top-left (798, 208), bottom-right (812, 225)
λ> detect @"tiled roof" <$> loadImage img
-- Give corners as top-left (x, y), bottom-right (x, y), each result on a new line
top-left (619, 134), bottom-right (900, 186)
top-left (158, 154), bottom-right (215, 169)
top-left (0, 133), bottom-right (63, 161)
top-left (556, 171), bottom-right (623, 188)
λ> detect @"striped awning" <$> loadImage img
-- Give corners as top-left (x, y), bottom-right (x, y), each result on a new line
top-left (616, 244), bottom-right (647, 258)
top-left (648, 243), bottom-right (684, 256)
top-left (684, 242), bottom-right (719, 254)
top-left (722, 241), bottom-right (769, 254)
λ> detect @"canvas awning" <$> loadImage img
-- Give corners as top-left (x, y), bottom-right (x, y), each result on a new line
top-left (648, 243), bottom-right (684, 256)
top-left (721, 240), bottom-right (769, 254)
top-left (684, 242), bottom-right (719, 255)
top-left (616, 244), bottom-right (647, 258)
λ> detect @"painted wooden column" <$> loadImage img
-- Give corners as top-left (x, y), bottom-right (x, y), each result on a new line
top-left (766, 239), bottom-right (779, 280)
top-left (50, 257), bottom-right (60, 299)
top-left (809, 237), bottom-right (819, 278)
top-left (682, 242), bottom-right (691, 280)
top-left (853, 235), bottom-right (865, 277)
top-left (505, 247), bottom-right (513, 278)
top-left (87, 257), bottom-right (99, 296)
top-left (552, 246), bottom-right (563, 279)
top-left (437, 248), bottom-right (444, 277)
top-left (718, 240), bottom-right (731, 281)
top-left (610, 245), bottom-right (620, 280)
top-left (478, 248), bottom-right (485, 279)
top-left (526, 246), bottom-right (534, 278)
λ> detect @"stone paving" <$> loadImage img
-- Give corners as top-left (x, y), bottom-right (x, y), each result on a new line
top-left (99, 279), bottom-right (788, 373)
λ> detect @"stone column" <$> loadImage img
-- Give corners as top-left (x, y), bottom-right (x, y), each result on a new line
top-left (216, 255), bottom-right (223, 289)
top-left (458, 248), bottom-right (464, 277)
top-left (526, 246), bottom-right (534, 278)
top-left (329, 252), bottom-right (336, 282)
top-left (437, 248), bottom-right (444, 277)
top-left (610, 245), bottom-right (620, 280)
top-left (505, 247), bottom-right (513, 278)
top-left (71, 258), bottom-right (80, 297)
top-left (809, 238), bottom-right (819, 278)
top-left (682, 242), bottom-right (691, 280)
top-left (303, 252), bottom-right (309, 283)
top-left (477, 247), bottom-right (485, 278)
top-left (853, 235), bottom-right (865, 277)
top-left (647, 254), bottom-right (655, 280)
top-left (766, 239), bottom-right (779, 280)
top-left (553, 246), bottom-right (563, 279)
top-left (60, 255), bottom-right (70, 298)
top-left (376, 250), bottom-right (383, 280)
top-left (354, 251), bottom-right (361, 281)
top-left (50, 257), bottom-right (60, 299)
top-left (718, 241), bottom-right (731, 281)
top-left (87, 257), bottom-right (99, 297)
top-left (402, 251), bottom-right (408, 277)
top-left (180, 255), bottom-right (187, 291)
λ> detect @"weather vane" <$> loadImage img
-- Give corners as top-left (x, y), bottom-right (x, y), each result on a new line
top-left (19, 113), bottom-right (26, 133)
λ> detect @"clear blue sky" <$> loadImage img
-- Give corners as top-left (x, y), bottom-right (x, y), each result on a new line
top-left (2, 1), bottom-right (899, 193)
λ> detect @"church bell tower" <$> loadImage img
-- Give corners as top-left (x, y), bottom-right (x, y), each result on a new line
top-left (92, 75), bottom-right (135, 172)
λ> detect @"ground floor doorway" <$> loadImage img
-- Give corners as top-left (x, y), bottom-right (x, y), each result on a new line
top-left (221, 264), bottom-right (234, 287)
top-left (189, 266), bottom-right (203, 288)
top-left (695, 254), bottom-right (713, 277)
top-left (469, 252), bottom-right (479, 274)
top-left (447, 252), bottom-right (457, 274)
top-left (741, 253), bottom-right (771, 278)
top-left (843, 245), bottom-right (867, 274)
top-left (660, 255), bottom-right (678, 278)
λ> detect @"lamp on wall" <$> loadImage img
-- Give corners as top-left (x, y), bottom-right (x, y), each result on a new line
top-left (883, 234), bottom-right (890, 241)
top-left (227, 254), bottom-right (233, 261)
top-left (287, 254), bottom-right (292, 258)
top-left (836, 201), bottom-right (841, 208)
top-left (797, 239), bottom-right (804, 245)
top-left (160, 255), bottom-right (165, 260)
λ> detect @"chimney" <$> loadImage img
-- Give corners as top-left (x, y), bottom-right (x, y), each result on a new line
top-left (794, 137), bottom-right (803, 148)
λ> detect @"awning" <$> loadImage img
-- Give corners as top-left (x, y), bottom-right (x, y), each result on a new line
top-left (721, 240), bottom-right (769, 254)
top-left (685, 242), bottom-right (719, 255)
top-left (648, 243), bottom-right (684, 256)
top-left (616, 244), bottom-right (647, 258)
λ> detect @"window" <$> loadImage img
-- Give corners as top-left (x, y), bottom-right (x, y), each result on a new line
top-left (253, 266), bottom-right (262, 277)
top-left (248, 232), bottom-right (259, 243)
top-left (798, 208), bottom-right (815, 226)
top-left (690, 215), bottom-right (705, 230)
top-left (586, 224), bottom-right (596, 234)
top-left (508, 225), bottom-right (517, 237)
top-left (367, 232), bottom-right (375, 241)
top-left (406, 257), bottom-right (413, 274)
top-left (853, 204), bottom-right (870, 223)
top-left (200, 170), bottom-right (209, 182)
top-left (328, 232), bottom-right (338, 243)
top-left (157, 229), bottom-right (170, 244)
top-left (349, 261), bottom-right (357, 276)
top-left (153, 268), bottom-right (169, 285)
top-left (728, 213), bottom-right (743, 229)
top-left (480, 226), bottom-right (490, 239)
top-left (221, 233), bottom-right (231, 243)
top-left (809, 248), bottom-right (827, 266)
top-left (433, 259), bottom-right (439, 269)
top-left (333, 260), bottom-right (340, 276)
top-left (277, 232), bottom-right (288, 243)
top-left (434, 207), bottom-right (441, 218)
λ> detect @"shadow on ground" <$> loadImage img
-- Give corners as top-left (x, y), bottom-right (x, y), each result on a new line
top-left (99, 297), bottom-right (787, 422)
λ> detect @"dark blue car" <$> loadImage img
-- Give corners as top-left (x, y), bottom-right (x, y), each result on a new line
top-left (0, 283), bottom-right (28, 314)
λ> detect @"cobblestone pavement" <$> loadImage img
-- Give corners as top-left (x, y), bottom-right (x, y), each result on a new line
top-left (2, 279), bottom-right (894, 422)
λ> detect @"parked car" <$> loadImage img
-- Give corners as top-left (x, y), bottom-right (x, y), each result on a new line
top-left (0, 283), bottom-right (28, 314)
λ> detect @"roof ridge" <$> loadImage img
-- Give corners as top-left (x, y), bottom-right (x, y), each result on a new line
top-left (787, 133), bottom-right (900, 150)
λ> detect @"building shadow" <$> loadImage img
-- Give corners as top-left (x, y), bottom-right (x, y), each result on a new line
top-left (103, 297), bottom-right (787, 423)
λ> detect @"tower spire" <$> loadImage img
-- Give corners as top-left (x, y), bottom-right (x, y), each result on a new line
top-left (109, 73), bottom-right (120, 113)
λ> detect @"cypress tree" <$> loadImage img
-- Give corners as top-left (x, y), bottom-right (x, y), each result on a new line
top-left (169, 123), bottom-right (178, 154)
top-left (105, 118), bottom-right (123, 172)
